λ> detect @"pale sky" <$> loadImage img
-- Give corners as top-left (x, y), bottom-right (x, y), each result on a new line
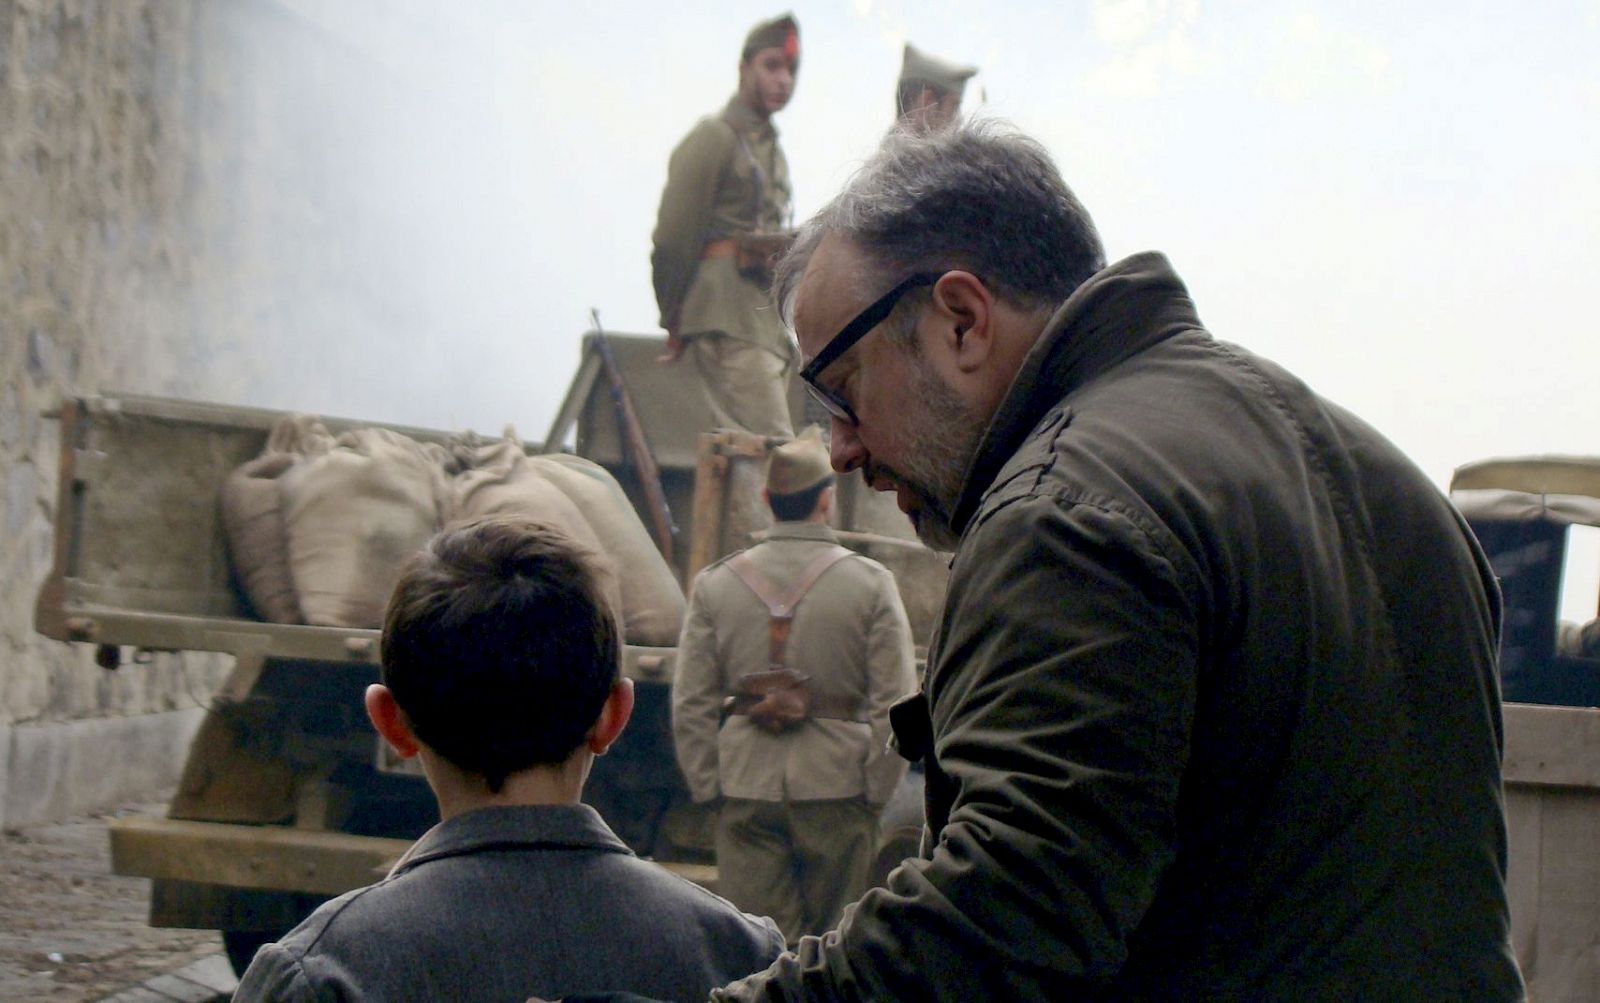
top-left (246, 0), bottom-right (1599, 499)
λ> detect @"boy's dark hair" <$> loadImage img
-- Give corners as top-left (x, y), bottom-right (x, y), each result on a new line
top-left (380, 516), bottom-right (620, 792)
top-left (767, 477), bottom-right (833, 522)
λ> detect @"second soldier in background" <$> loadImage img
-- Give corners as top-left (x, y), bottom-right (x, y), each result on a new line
top-left (672, 429), bottom-right (917, 944)
top-left (653, 13), bottom-right (800, 438)
top-left (896, 43), bottom-right (977, 131)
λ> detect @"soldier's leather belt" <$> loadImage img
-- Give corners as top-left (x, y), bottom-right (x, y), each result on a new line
top-left (701, 238), bottom-right (739, 260)
top-left (726, 693), bottom-right (865, 722)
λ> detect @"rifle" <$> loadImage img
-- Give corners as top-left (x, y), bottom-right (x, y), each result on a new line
top-left (590, 309), bottom-right (678, 565)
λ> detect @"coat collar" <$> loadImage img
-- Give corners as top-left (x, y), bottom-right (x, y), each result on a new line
top-left (722, 94), bottom-right (776, 139)
top-left (762, 520), bottom-right (839, 544)
top-left (952, 252), bottom-right (1204, 531)
top-left (387, 803), bottom-right (631, 878)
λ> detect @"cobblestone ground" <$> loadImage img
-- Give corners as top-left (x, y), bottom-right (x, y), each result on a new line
top-left (0, 797), bottom-right (231, 1001)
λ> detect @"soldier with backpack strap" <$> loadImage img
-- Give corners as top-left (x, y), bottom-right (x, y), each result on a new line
top-left (672, 428), bottom-right (918, 943)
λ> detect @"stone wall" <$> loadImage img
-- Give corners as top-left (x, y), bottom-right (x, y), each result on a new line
top-left (0, 0), bottom-right (482, 829)
top-left (0, 0), bottom-right (233, 829)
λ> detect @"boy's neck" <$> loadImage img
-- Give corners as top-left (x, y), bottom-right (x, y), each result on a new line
top-left (421, 748), bottom-right (592, 822)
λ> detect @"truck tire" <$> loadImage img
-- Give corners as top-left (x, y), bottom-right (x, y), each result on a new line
top-left (223, 929), bottom-right (280, 978)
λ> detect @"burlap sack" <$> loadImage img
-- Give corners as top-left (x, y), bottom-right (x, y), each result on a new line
top-left (280, 427), bottom-right (449, 628)
top-left (447, 432), bottom-right (626, 636)
top-left (527, 453), bottom-right (685, 647)
top-left (219, 415), bottom-right (335, 624)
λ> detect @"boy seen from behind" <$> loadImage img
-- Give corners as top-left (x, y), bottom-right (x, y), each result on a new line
top-left (235, 517), bottom-right (785, 1003)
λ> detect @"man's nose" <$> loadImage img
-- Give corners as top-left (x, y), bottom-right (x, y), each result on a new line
top-left (829, 418), bottom-right (865, 473)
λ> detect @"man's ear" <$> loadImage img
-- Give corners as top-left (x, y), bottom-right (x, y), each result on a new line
top-left (587, 679), bottom-right (635, 756)
top-left (929, 270), bottom-right (994, 373)
top-left (365, 684), bottom-right (421, 760)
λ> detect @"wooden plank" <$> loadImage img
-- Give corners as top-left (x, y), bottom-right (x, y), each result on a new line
top-left (37, 604), bottom-right (382, 665)
top-left (1529, 789), bottom-right (1600, 1001)
top-left (1502, 703), bottom-right (1600, 788)
top-left (687, 432), bottom-right (731, 586)
top-left (1503, 786), bottom-right (1541, 981)
top-left (110, 816), bottom-right (413, 897)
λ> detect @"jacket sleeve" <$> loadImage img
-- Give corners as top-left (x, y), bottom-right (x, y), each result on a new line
top-left (714, 494), bottom-right (1198, 1000)
top-left (862, 564), bottom-right (917, 807)
top-left (232, 942), bottom-right (317, 1002)
top-left (651, 117), bottom-right (734, 330)
top-left (672, 572), bottom-right (727, 803)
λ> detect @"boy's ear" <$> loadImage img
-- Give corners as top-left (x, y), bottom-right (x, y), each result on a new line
top-left (365, 684), bottom-right (421, 760)
top-left (587, 679), bottom-right (635, 756)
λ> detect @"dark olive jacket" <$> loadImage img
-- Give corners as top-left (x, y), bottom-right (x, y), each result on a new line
top-left (720, 253), bottom-right (1524, 1000)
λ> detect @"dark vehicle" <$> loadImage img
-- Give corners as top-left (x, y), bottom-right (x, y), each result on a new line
top-left (1452, 455), bottom-right (1600, 1002)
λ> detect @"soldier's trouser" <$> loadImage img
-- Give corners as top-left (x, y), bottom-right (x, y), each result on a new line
top-left (687, 332), bottom-right (796, 438)
top-left (716, 796), bottom-right (877, 945)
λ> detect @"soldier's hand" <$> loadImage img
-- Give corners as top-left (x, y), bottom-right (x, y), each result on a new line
top-left (657, 327), bottom-right (686, 364)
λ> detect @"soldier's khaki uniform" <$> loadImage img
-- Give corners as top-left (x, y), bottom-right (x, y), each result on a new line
top-left (652, 96), bottom-right (796, 437)
top-left (672, 522), bottom-right (916, 942)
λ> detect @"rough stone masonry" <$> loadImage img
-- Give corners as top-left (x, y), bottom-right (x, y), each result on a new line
top-left (2, 0), bottom-right (242, 830)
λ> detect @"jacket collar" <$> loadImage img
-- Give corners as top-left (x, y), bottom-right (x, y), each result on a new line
top-left (953, 252), bottom-right (1203, 531)
top-left (722, 95), bottom-right (776, 139)
top-left (762, 520), bottom-right (839, 544)
top-left (388, 803), bottom-right (631, 878)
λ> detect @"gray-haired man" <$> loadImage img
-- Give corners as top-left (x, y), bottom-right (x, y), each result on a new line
top-left (713, 121), bottom-right (1524, 1000)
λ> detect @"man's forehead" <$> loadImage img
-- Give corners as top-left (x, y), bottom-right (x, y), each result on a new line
top-left (793, 235), bottom-right (866, 356)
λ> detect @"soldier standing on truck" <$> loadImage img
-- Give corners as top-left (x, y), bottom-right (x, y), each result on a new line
top-left (895, 43), bottom-right (978, 131)
top-left (671, 429), bottom-right (917, 944)
top-left (652, 12), bottom-right (800, 438)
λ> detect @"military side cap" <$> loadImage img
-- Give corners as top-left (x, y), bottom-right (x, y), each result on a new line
top-left (900, 42), bottom-right (977, 95)
top-left (767, 426), bottom-right (832, 495)
top-left (744, 12), bottom-right (800, 65)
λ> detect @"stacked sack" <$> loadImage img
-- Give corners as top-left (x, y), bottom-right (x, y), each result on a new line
top-left (221, 416), bottom-right (684, 647)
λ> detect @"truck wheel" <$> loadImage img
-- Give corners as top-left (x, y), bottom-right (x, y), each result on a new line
top-left (223, 929), bottom-right (280, 978)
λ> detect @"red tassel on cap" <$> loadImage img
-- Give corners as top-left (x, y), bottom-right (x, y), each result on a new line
top-left (784, 28), bottom-right (799, 64)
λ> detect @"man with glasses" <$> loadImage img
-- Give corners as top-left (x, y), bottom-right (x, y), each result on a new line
top-left (710, 121), bottom-right (1524, 999)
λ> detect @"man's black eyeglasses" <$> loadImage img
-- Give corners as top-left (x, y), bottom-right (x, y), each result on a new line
top-left (800, 272), bottom-right (941, 426)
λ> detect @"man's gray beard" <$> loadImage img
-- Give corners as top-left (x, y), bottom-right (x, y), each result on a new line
top-left (890, 353), bottom-right (985, 552)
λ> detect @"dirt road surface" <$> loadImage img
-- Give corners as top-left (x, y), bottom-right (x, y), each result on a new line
top-left (0, 796), bottom-right (234, 1001)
